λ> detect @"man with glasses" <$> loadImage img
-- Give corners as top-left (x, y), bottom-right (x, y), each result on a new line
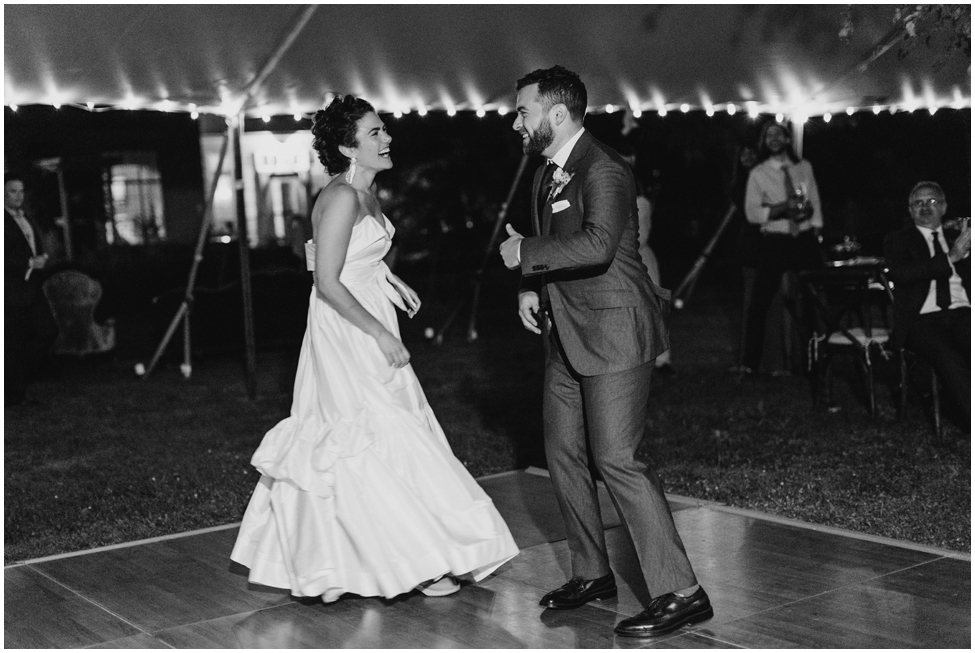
top-left (884, 181), bottom-right (971, 427)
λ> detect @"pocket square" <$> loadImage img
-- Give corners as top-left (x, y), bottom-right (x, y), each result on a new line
top-left (552, 200), bottom-right (571, 213)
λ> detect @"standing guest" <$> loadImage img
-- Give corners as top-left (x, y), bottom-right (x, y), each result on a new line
top-left (500, 66), bottom-right (711, 639)
top-left (884, 181), bottom-right (970, 425)
top-left (232, 96), bottom-right (518, 603)
top-left (4, 173), bottom-right (56, 407)
top-left (731, 144), bottom-right (761, 370)
top-left (741, 121), bottom-right (823, 376)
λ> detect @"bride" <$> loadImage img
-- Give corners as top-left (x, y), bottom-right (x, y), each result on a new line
top-left (231, 95), bottom-right (518, 602)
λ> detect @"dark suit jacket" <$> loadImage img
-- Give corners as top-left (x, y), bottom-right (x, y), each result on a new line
top-left (883, 225), bottom-right (971, 348)
top-left (519, 131), bottom-right (670, 376)
top-left (5, 208), bottom-right (45, 307)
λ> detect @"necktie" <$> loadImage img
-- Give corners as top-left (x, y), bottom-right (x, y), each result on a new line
top-left (537, 161), bottom-right (557, 221)
top-left (931, 231), bottom-right (951, 309)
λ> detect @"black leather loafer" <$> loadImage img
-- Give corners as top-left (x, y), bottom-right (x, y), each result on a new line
top-left (614, 587), bottom-right (713, 637)
top-left (539, 573), bottom-right (617, 609)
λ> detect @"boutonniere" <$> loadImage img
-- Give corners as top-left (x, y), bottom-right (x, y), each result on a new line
top-left (549, 168), bottom-right (574, 201)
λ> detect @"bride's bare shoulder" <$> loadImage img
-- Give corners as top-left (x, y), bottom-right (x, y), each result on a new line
top-left (313, 180), bottom-right (360, 222)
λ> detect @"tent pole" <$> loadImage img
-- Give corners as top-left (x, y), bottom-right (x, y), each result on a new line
top-left (137, 128), bottom-right (230, 379)
top-left (232, 114), bottom-right (259, 399)
top-left (219, 4), bottom-right (317, 397)
top-left (809, 19), bottom-right (912, 107)
top-left (672, 202), bottom-right (737, 309)
top-left (239, 5), bottom-right (319, 107)
top-left (433, 153), bottom-right (530, 344)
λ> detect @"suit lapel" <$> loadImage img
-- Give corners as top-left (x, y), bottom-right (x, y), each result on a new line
top-left (531, 167), bottom-right (544, 236)
top-left (541, 132), bottom-right (592, 235)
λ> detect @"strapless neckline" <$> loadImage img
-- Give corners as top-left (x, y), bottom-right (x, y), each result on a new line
top-left (355, 214), bottom-right (387, 231)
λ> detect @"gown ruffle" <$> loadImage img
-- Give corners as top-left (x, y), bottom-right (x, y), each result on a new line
top-left (231, 215), bottom-right (518, 602)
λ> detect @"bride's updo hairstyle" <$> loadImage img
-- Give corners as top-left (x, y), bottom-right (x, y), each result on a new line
top-left (311, 95), bottom-right (376, 175)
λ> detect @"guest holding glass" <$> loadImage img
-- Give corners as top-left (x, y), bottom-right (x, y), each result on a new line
top-left (740, 122), bottom-right (823, 376)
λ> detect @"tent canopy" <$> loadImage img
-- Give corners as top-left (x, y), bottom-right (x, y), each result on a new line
top-left (5, 5), bottom-right (970, 119)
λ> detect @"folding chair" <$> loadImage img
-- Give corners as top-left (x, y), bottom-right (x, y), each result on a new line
top-left (898, 347), bottom-right (942, 442)
top-left (799, 265), bottom-right (899, 416)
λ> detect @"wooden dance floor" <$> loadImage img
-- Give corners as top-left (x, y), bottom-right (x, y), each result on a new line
top-left (5, 468), bottom-right (970, 648)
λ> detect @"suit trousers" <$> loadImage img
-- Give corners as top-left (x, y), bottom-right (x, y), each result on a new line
top-left (543, 323), bottom-right (697, 598)
top-left (742, 231), bottom-right (821, 371)
top-left (905, 307), bottom-right (971, 421)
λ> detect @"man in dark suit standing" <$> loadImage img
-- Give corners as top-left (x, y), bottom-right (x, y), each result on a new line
top-left (5, 172), bottom-right (56, 406)
top-left (884, 181), bottom-right (970, 426)
top-left (500, 66), bottom-right (711, 638)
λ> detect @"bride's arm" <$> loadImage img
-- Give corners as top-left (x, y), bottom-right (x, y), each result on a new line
top-left (313, 186), bottom-right (410, 368)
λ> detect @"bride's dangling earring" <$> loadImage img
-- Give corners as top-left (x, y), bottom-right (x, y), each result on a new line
top-left (345, 157), bottom-right (357, 184)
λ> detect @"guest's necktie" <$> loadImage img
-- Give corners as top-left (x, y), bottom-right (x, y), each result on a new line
top-left (931, 231), bottom-right (952, 309)
top-left (537, 161), bottom-right (557, 220)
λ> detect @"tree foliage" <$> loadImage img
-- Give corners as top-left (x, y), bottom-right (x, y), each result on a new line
top-left (841, 4), bottom-right (971, 67)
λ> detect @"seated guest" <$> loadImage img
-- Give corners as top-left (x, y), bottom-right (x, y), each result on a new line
top-left (884, 181), bottom-right (971, 426)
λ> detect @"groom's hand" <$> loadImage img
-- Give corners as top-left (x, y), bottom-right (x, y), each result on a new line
top-left (500, 224), bottom-right (524, 269)
top-left (517, 291), bottom-right (541, 335)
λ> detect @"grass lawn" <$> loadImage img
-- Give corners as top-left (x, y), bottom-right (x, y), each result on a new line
top-left (4, 268), bottom-right (970, 564)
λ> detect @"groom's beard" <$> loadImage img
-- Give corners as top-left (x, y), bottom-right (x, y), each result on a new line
top-left (523, 117), bottom-right (555, 157)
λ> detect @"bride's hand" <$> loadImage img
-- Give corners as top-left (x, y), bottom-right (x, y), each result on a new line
top-left (376, 330), bottom-right (411, 368)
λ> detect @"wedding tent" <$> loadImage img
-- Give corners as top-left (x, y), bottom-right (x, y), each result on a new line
top-left (5, 4), bottom-right (970, 119)
top-left (5, 4), bottom-right (969, 394)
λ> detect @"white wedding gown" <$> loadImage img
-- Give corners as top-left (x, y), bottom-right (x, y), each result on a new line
top-left (231, 215), bottom-right (518, 602)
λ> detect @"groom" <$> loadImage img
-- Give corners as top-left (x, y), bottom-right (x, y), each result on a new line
top-left (500, 66), bottom-right (712, 638)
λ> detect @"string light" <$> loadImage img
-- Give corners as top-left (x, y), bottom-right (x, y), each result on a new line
top-left (4, 94), bottom-right (969, 120)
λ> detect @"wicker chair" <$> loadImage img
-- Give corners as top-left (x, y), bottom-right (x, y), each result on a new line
top-left (42, 270), bottom-right (116, 356)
